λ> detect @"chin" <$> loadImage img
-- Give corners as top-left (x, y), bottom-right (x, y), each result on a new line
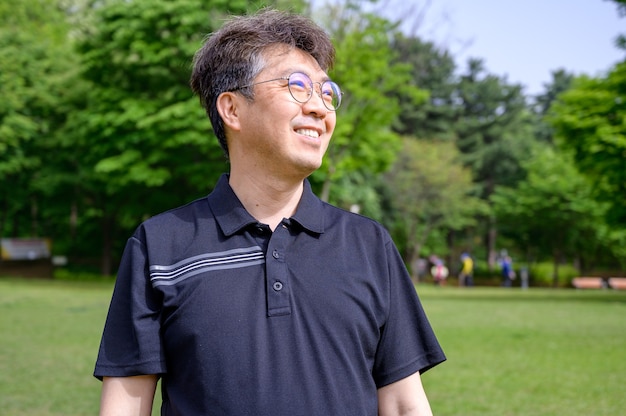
top-left (292, 161), bottom-right (321, 178)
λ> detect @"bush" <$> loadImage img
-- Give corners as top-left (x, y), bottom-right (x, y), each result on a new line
top-left (529, 262), bottom-right (579, 287)
top-left (468, 260), bottom-right (579, 287)
top-left (53, 267), bottom-right (115, 282)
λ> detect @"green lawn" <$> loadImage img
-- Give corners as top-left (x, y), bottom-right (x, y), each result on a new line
top-left (1, 277), bottom-right (625, 415)
top-left (419, 286), bottom-right (626, 415)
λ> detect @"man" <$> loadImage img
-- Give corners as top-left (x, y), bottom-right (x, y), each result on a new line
top-left (95, 9), bottom-right (445, 415)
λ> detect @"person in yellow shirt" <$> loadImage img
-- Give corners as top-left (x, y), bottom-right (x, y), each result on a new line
top-left (459, 253), bottom-right (474, 287)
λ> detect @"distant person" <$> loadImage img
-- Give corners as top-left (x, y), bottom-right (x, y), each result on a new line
top-left (93, 9), bottom-right (445, 415)
top-left (500, 255), bottom-right (515, 287)
top-left (430, 255), bottom-right (449, 286)
top-left (412, 257), bottom-right (429, 282)
top-left (458, 252), bottom-right (474, 287)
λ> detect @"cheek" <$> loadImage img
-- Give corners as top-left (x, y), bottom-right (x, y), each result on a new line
top-left (326, 116), bottom-right (337, 137)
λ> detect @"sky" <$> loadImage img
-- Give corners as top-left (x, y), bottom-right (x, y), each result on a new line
top-left (402, 0), bottom-right (625, 96)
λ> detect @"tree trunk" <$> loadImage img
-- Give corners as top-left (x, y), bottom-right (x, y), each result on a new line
top-left (70, 200), bottom-right (78, 240)
top-left (408, 248), bottom-right (421, 283)
top-left (0, 192), bottom-right (6, 236)
top-left (30, 196), bottom-right (39, 237)
top-left (487, 216), bottom-right (497, 270)
top-left (446, 230), bottom-right (454, 272)
top-left (552, 249), bottom-right (561, 287)
top-left (319, 165), bottom-right (336, 203)
top-left (101, 215), bottom-right (113, 276)
top-left (320, 177), bottom-right (331, 203)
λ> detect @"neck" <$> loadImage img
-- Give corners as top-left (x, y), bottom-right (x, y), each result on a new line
top-left (229, 171), bottom-right (304, 231)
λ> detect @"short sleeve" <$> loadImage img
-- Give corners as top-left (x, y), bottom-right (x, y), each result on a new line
top-left (94, 232), bottom-right (166, 379)
top-left (372, 239), bottom-right (446, 388)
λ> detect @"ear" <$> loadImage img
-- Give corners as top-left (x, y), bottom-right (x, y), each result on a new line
top-left (216, 92), bottom-right (242, 132)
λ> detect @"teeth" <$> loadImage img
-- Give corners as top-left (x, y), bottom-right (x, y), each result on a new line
top-left (295, 129), bottom-right (319, 138)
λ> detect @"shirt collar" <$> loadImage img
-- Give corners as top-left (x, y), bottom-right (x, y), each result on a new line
top-left (208, 174), bottom-right (325, 236)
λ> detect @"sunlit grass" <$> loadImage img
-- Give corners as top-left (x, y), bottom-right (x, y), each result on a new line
top-left (417, 285), bottom-right (626, 415)
top-left (0, 278), bottom-right (110, 415)
top-left (1, 278), bottom-right (625, 415)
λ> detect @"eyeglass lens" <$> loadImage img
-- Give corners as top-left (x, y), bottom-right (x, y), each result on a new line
top-left (287, 72), bottom-right (342, 110)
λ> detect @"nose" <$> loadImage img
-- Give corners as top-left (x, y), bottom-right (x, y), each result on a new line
top-left (303, 82), bottom-right (329, 116)
top-left (312, 82), bottom-right (324, 97)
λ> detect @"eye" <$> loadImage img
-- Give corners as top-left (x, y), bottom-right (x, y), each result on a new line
top-left (322, 81), bottom-right (340, 103)
top-left (288, 73), bottom-right (311, 92)
top-left (289, 80), bottom-right (307, 90)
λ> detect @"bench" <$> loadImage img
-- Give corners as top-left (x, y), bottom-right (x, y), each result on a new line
top-left (0, 238), bottom-right (53, 278)
top-left (571, 277), bottom-right (605, 289)
top-left (608, 277), bottom-right (626, 290)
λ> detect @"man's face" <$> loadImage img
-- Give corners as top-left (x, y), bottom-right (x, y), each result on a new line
top-left (233, 46), bottom-right (337, 180)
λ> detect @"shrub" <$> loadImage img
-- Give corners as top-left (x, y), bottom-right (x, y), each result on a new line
top-left (529, 262), bottom-right (579, 287)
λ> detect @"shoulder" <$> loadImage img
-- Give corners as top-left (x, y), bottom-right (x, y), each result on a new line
top-left (132, 197), bottom-right (211, 241)
top-left (322, 202), bottom-right (392, 242)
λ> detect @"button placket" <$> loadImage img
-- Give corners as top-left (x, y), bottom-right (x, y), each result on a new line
top-left (265, 222), bottom-right (291, 316)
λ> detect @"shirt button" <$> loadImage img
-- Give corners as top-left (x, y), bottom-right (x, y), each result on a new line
top-left (272, 250), bottom-right (280, 259)
top-left (273, 281), bottom-right (283, 291)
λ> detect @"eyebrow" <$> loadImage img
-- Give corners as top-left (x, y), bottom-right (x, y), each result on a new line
top-left (281, 68), bottom-right (331, 83)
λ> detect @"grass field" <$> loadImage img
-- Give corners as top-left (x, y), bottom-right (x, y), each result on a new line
top-left (0, 277), bottom-right (625, 415)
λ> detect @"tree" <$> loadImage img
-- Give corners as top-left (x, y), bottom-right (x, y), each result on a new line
top-left (59, 0), bottom-right (264, 273)
top-left (384, 137), bottom-right (487, 279)
top-left (312, 1), bottom-right (428, 209)
top-left (532, 69), bottom-right (574, 143)
top-left (491, 145), bottom-right (610, 285)
top-left (549, 63), bottom-right (626, 265)
top-left (607, 0), bottom-right (626, 51)
top-left (0, 0), bottom-right (78, 237)
top-left (390, 34), bottom-right (457, 141)
top-left (454, 58), bottom-right (535, 267)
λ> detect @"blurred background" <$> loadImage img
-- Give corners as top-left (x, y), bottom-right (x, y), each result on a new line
top-left (1, 0), bottom-right (625, 286)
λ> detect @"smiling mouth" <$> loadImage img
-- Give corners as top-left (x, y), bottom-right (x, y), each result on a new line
top-left (295, 128), bottom-right (320, 139)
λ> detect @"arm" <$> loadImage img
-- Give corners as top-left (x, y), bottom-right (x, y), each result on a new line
top-left (100, 375), bottom-right (158, 416)
top-left (377, 372), bottom-right (433, 416)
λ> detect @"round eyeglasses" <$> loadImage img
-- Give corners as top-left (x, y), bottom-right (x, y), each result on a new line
top-left (232, 72), bottom-right (343, 111)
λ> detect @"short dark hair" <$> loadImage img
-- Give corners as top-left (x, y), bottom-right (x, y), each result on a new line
top-left (190, 9), bottom-right (336, 156)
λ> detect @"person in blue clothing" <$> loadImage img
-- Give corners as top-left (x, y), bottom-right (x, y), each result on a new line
top-left (500, 255), bottom-right (515, 287)
top-left (94, 9), bottom-right (445, 416)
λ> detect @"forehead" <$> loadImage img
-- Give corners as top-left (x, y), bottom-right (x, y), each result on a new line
top-left (260, 45), bottom-right (327, 78)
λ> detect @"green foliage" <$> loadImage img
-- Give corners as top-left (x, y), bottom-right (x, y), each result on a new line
top-left (548, 62), bottom-right (626, 268)
top-left (50, 0), bottom-right (254, 270)
top-left (455, 59), bottom-right (535, 196)
top-left (550, 63), bottom-right (626, 230)
top-left (1, 0), bottom-right (624, 276)
top-left (391, 34), bottom-right (457, 140)
top-left (385, 138), bottom-right (489, 263)
top-left (528, 261), bottom-right (580, 287)
top-left (68, 0), bottom-right (234, 192)
top-left (324, 171), bottom-right (385, 220)
top-left (0, 0), bottom-right (78, 236)
top-left (54, 267), bottom-right (115, 282)
top-left (608, 0), bottom-right (626, 50)
top-left (491, 145), bottom-right (610, 282)
top-left (531, 69), bottom-right (575, 143)
top-left (312, 1), bottom-right (427, 204)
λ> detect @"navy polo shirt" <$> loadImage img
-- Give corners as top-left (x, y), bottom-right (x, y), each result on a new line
top-left (95, 174), bottom-right (445, 416)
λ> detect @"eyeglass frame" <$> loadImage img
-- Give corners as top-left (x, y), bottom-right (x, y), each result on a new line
top-left (230, 72), bottom-right (343, 111)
